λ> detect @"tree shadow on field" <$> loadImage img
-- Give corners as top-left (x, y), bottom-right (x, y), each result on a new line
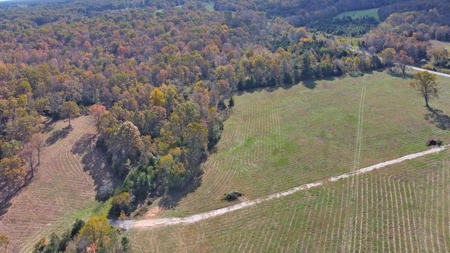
top-left (42, 117), bottom-right (57, 133)
top-left (424, 107), bottom-right (450, 130)
top-left (386, 69), bottom-right (414, 79)
top-left (158, 171), bottom-right (203, 209)
top-left (0, 193), bottom-right (13, 218)
top-left (46, 127), bottom-right (72, 145)
top-left (71, 134), bottom-right (121, 201)
top-left (71, 133), bottom-right (96, 155)
top-left (0, 180), bottom-right (31, 218)
top-left (302, 79), bottom-right (316, 89)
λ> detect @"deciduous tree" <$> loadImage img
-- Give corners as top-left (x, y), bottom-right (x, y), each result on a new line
top-left (150, 87), bottom-right (165, 107)
top-left (1, 140), bottom-right (21, 158)
top-left (378, 48), bottom-right (396, 71)
top-left (111, 192), bottom-right (132, 215)
top-left (6, 115), bottom-right (40, 142)
top-left (395, 50), bottom-right (414, 75)
top-left (19, 141), bottom-right (37, 178)
top-left (168, 102), bottom-right (200, 137)
top-left (61, 101), bottom-right (80, 127)
top-left (34, 97), bottom-right (50, 115)
top-left (79, 216), bottom-right (111, 244)
top-left (89, 104), bottom-right (107, 133)
top-left (0, 155), bottom-right (27, 189)
top-left (410, 71), bottom-right (438, 108)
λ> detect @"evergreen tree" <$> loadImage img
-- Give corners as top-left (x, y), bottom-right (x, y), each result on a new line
top-left (218, 99), bottom-right (227, 110)
top-left (301, 53), bottom-right (312, 79)
top-left (229, 96), bottom-right (234, 107)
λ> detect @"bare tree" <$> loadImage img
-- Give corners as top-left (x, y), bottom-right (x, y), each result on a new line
top-left (32, 133), bottom-right (46, 166)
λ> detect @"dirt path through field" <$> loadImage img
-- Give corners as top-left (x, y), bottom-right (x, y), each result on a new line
top-left (123, 144), bottom-right (449, 230)
top-left (406, 66), bottom-right (450, 78)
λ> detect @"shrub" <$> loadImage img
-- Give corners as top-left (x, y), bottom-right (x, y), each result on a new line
top-left (70, 219), bottom-right (85, 238)
top-left (111, 192), bottom-right (133, 216)
top-left (224, 191), bottom-right (243, 201)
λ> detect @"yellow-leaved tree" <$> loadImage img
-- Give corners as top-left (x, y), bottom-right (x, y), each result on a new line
top-left (79, 216), bottom-right (111, 244)
top-left (150, 87), bottom-right (165, 107)
top-left (410, 71), bottom-right (438, 108)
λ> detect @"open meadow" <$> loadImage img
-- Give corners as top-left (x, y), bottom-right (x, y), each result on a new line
top-left (334, 8), bottom-right (380, 20)
top-left (430, 40), bottom-right (450, 49)
top-left (130, 149), bottom-right (450, 252)
top-left (0, 116), bottom-right (118, 252)
top-left (130, 70), bottom-right (450, 252)
top-left (202, 2), bottom-right (215, 12)
top-left (155, 70), bottom-right (450, 218)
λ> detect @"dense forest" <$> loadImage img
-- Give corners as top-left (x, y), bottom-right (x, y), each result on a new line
top-left (0, 0), bottom-right (449, 251)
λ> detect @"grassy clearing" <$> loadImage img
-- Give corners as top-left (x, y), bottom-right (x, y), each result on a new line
top-left (430, 40), bottom-right (450, 49)
top-left (157, 70), bottom-right (450, 218)
top-left (202, 2), bottom-right (215, 12)
top-left (0, 116), bottom-right (119, 252)
top-left (334, 8), bottom-right (379, 20)
top-left (130, 149), bottom-right (450, 252)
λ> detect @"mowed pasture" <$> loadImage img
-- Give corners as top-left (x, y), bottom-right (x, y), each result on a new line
top-left (130, 149), bottom-right (450, 252)
top-left (158, 70), bottom-right (450, 218)
top-left (430, 40), bottom-right (450, 49)
top-left (334, 8), bottom-right (380, 20)
top-left (202, 2), bottom-right (215, 12)
top-left (0, 116), bottom-right (117, 252)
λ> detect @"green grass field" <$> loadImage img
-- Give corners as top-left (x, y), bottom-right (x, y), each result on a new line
top-left (203, 2), bottom-right (215, 12)
top-left (334, 8), bottom-right (379, 21)
top-left (154, 70), bottom-right (450, 218)
top-left (130, 149), bottom-right (450, 252)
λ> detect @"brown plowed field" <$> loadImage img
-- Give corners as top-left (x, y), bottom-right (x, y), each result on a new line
top-left (0, 115), bottom-right (117, 252)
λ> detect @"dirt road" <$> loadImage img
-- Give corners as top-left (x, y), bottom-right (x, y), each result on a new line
top-left (121, 145), bottom-right (449, 230)
top-left (407, 65), bottom-right (450, 78)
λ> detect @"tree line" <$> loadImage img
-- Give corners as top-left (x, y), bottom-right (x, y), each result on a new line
top-left (1, 0), bottom-right (447, 213)
top-left (0, 0), bottom-right (448, 251)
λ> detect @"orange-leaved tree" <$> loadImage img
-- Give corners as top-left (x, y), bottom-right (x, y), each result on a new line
top-left (89, 104), bottom-right (106, 133)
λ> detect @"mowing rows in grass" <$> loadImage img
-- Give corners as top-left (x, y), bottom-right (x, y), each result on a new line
top-left (158, 71), bottom-right (450, 217)
top-left (0, 116), bottom-right (115, 252)
top-left (130, 149), bottom-right (450, 252)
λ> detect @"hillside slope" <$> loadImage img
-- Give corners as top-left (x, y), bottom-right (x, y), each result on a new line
top-left (0, 115), bottom-right (117, 252)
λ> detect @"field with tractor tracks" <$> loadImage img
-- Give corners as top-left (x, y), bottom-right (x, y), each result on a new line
top-left (155, 70), bottom-right (450, 218)
top-left (129, 69), bottom-right (450, 252)
top-left (0, 115), bottom-right (118, 252)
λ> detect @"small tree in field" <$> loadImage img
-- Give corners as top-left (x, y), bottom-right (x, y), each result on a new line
top-left (410, 71), bottom-right (438, 108)
top-left (32, 133), bottom-right (45, 166)
top-left (61, 101), bottom-right (80, 127)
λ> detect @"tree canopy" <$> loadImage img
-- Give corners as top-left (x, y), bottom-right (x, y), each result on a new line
top-left (60, 101), bottom-right (80, 127)
top-left (410, 71), bottom-right (439, 108)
